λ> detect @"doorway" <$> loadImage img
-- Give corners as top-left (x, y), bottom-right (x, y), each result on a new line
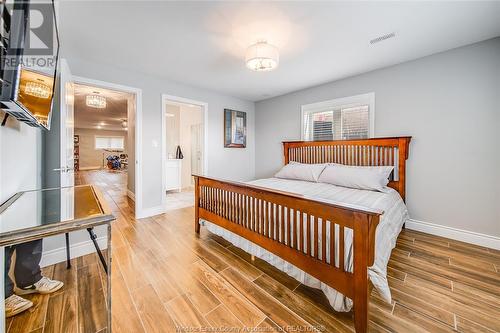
top-left (73, 83), bottom-right (134, 202)
top-left (162, 95), bottom-right (208, 211)
top-left (67, 75), bottom-right (143, 218)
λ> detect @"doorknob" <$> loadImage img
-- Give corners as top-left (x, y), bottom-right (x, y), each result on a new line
top-left (53, 166), bottom-right (74, 172)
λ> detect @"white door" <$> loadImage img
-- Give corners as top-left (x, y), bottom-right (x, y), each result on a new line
top-left (190, 123), bottom-right (203, 181)
top-left (58, 59), bottom-right (75, 219)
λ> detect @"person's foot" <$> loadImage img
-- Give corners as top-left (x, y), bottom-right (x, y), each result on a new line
top-left (14, 277), bottom-right (64, 296)
top-left (5, 295), bottom-right (33, 318)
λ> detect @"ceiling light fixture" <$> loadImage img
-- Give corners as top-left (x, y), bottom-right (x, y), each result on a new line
top-left (24, 81), bottom-right (51, 99)
top-left (245, 41), bottom-right (279, 72)
top-left (122, 119), bottom-right (127, 127)
top-left (86, 94), bottom-right (106, 108)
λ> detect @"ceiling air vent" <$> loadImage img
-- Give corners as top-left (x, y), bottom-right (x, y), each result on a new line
top-left (370, 32), bottom-right (396, 45)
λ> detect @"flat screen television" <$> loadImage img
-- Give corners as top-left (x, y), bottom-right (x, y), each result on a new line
top-left (0, 0), bottom-right (59, 129)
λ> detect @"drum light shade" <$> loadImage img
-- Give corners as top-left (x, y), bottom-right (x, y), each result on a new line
top-left (245, 41), bottom-right (279, 72)
top-left (86, 95), bottom-right (107, 108)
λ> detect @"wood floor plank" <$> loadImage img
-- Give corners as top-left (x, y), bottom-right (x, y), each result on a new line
top-left (159, 257), bottom-right (221, 315)
top-left (452, 282), bottom-right (500, 310)
top-left (368, 304), bottom-right (429, 333)
top-left (140, 259), bottom-right (181, 303)
top-left (389, 251), bottom-right (500, 296)
top-left (131, 284), bottom-right (177, 333)
top-left (43, 261), bottom-right (78, 333)
top-left (113, 245), bottom-right (152, 292)
top-left (205, 305), bottom-right (244, 329)
top-left (220, 267), bottom-right (312, 332)
top-left (386, 266), bottom-right (406, 282)
top-left (456, 316), bottom-right (496, 333)
top-left (77, 263), bottom-right (107, 333)
top-left (389, 259), bottom-right (453, 290)
top-left (253, 273), bottom-right (352, 333)
top-left (191, 261), bottom-right (265, 327)
top-left (389, 286), bottom-right (455, 326)
top-left (392, 304), bottom-right (455, 333)
top-left (202, 239), bottom-right (263, 280)
top-left (110, 273), bottom-right (145, 333)
top-left (226, 245), bottom-right (301, 290)
top-left (388, 276), bottom-right (500, 331)
top-left (166, 295), bottom-right (210, 331)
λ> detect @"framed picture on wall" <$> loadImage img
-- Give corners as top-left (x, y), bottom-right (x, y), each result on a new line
top-left (224, 109), bottom-right (247, 148)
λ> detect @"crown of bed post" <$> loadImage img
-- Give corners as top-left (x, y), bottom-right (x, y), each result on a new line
top-left (282, 137), bottom-right (411, 201)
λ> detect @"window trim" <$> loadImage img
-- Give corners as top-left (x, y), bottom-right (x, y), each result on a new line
top-left (300, 92), bottom-right (375, 141)
top-left (94, 135), bottom-right (125, 151)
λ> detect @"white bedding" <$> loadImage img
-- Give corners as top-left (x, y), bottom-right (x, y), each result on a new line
top-left (200, 177), bottom-right (409, 312)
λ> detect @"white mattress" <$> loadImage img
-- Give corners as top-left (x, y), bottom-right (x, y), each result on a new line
top-left (200, 177), bottom-right (409, 312)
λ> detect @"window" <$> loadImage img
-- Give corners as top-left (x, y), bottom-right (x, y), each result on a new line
top-left (95, 136), bottom-right (125, 150)
top-left (301, 93), bottom-right (374, 141)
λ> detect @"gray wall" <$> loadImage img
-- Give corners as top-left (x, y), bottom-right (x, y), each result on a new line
top-left (63, 57), bottom-right (255, 212)
top-left (255, 38), bottom-right (500, 237)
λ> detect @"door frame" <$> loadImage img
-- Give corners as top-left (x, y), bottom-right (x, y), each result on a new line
top-left (161, 94), bottom-right (208, 208)
top-left (72, 75), bottom-right (144, 219)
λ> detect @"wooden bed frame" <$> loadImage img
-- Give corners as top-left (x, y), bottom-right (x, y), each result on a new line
top-left (193, 137), bottom-right (411, 333)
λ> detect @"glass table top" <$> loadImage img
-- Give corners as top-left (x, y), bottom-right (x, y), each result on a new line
top-left (0, 185), bottom-right (108, 235)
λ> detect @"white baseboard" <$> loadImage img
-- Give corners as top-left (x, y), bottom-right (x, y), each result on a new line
top-left (40, 236), bottom-right (107, 268)
top-left (127, 189), bottom-right (135, 201)
top-left (136, 205), bottom-right (166, 219)
top-left (406, 219), bottom-right (500, 251)
top-left (79, 166), bottom-right (101, 171)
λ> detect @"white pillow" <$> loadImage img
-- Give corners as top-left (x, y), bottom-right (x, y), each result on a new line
top-left (274, 162), bottom-right (327, 182)
top-left (318, 163), bottom-right (394, 192)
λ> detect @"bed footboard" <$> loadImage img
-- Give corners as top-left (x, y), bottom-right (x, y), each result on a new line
top-left (193, 175), bottom-right (381, 333)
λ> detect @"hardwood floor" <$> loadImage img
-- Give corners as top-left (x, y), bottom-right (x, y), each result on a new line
top-left (7, 170), bottom-right (500, 332)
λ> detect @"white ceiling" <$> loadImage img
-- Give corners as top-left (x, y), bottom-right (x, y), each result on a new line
top-left (74, 83), bottom-right (132, 131)
top-left (59, 1), bottom-right (500, 102)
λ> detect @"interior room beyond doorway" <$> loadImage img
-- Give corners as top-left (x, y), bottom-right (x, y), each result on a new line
top-left (73, 83), bottom-right (135, 201)
top-left (164, 99), bottom-right (205, 211)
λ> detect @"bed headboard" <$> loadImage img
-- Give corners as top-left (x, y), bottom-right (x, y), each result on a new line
top-left (283, 137), bottom-right (411, 201)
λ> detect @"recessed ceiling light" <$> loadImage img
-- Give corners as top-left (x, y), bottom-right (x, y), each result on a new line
top-left (97, 125), bottom-right (102, 129)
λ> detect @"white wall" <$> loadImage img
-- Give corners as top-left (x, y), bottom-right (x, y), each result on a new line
top-left (63, 56), bottom-right (256, 213)
top-left (255, 38), bottom-right (500, 239)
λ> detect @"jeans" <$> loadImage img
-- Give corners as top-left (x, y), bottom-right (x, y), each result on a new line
top-left (4, 240), bottom-right (43, 298)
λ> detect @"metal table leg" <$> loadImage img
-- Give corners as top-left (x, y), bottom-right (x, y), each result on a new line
top-left (65, 233), bottom-right (71, 269)
top-left (87, 227), bottom-right (108, 274)
top-left (106, 223), bottom-right (112, 332)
